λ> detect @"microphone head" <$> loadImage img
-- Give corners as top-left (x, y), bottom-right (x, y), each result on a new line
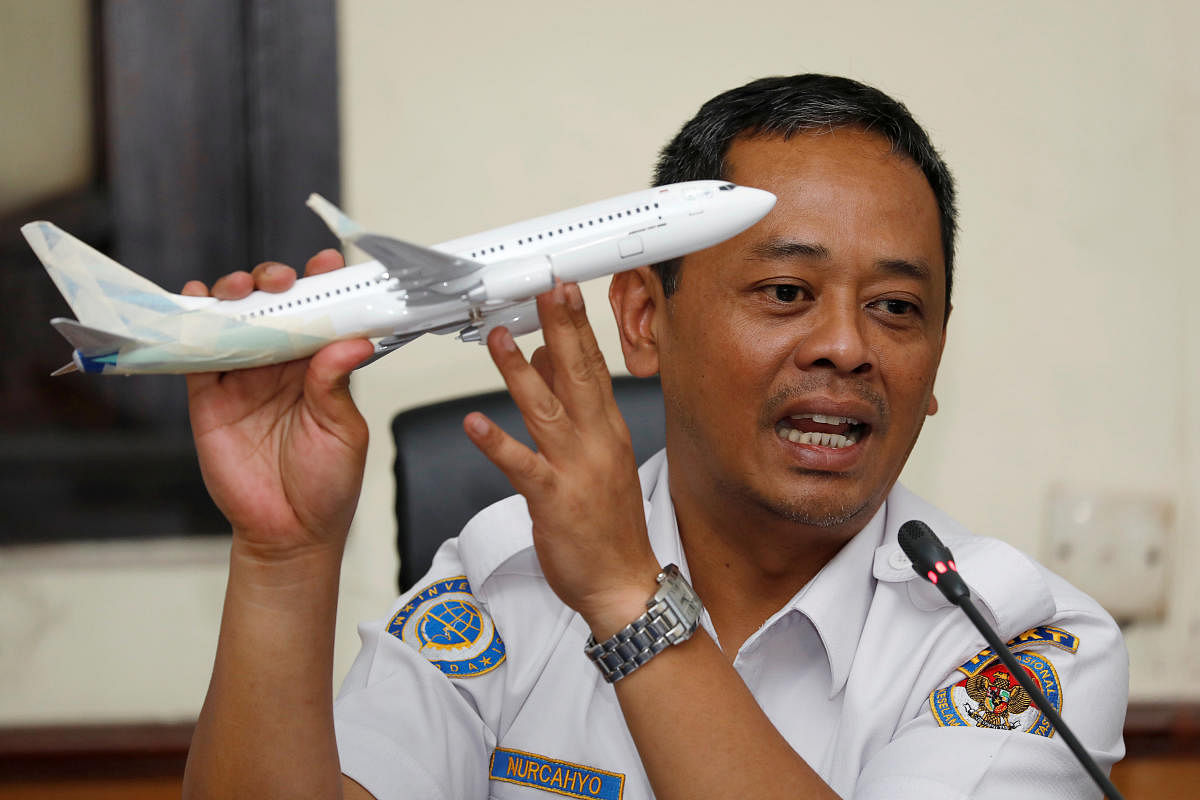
top-left (898, 519), bottom-right (968, 599)
top-left (898, 519), bottom-right (945, 568)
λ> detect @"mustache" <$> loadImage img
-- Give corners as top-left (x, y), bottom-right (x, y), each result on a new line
top-left (760, 378), bottom-right (886, 428)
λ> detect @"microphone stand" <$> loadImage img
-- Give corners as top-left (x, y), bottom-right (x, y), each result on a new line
top-left (898, 520), bottom-right (1124, 800)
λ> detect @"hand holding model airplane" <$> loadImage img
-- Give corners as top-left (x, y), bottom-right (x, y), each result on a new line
top-left (21, 181), bottom-right (775, 375)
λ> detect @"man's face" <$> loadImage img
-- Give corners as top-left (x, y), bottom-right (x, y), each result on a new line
top-left (653, 129), bottom-right (947, 536)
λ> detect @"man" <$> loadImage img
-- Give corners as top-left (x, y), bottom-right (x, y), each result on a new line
top-left (182, 75), bottom-right (1127, 799)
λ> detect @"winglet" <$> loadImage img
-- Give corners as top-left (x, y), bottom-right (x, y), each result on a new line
top-left (306, 193), bottom-right (363, 242)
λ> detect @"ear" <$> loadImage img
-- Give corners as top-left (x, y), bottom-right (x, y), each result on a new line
top-left (926, 304), bottom-right (951, 416)
top-left (608, 267), bottom-right (662, 378)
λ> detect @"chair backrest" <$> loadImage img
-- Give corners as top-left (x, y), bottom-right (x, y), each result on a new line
top-left (392, 375), bottom-right (665, 591)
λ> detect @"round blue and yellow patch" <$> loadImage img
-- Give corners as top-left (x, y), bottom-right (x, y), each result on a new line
top-left (388, 576), bottom-right (506, 678)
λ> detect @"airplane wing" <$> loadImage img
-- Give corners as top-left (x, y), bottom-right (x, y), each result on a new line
top-left (353, 234), bottom-right (481, 288)
top-left (306, 194), bottom-right (482, 294)
top-left (353, 332), bottom-right (425, 370)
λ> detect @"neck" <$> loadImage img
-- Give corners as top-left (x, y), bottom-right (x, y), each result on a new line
top-left (668, 465), bottom-right (877, 658)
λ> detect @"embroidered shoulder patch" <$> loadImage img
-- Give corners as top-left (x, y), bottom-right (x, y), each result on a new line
top-left (928, 626), bottom-right (1076, 737)
top-left (387, 575), bottom-right (505, 678)
top-left (490, 747), bottom-right (624, 799)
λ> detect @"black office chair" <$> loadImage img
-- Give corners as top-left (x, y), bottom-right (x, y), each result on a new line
top-left (392, 375), bottom-right (666, 591)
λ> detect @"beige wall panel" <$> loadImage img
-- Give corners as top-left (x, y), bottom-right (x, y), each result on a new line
top-left (1, 0), bottom-right (1194, 724)
top-left (0, 0), bottom-right (93, 215)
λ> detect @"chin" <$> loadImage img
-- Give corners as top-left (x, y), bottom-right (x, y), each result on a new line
top-left (745, 479), bottom-right (875, 529)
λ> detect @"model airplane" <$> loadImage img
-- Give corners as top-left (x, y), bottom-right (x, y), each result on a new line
top-left (21, 181), bottom-right (775, 375)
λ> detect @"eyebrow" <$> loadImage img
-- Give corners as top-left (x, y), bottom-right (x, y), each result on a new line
top-left (749, 239), bottom-right (830, 261)
top-left (750, 237), bottom-right (933, 284)
top-left (875, 257), bottom-right (933, 283)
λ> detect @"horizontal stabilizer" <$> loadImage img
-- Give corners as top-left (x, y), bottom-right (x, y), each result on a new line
top-left (50, 317), bottom-right (141, 356)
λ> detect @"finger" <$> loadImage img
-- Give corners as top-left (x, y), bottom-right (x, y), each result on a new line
top-left (563, 283), bottom-right (614, 392)
top-left (537, 283), bottom-right (609, 424)
top-left (250, 261), bottom-right (297, 293)
top-left (304, 248), bottom-right (345, 277)
top-left (211, 271), bottom-right (255, 301)
top-left (181, 280), bottom-right (209, 297)
top-left (529, 345), bottom-right (555, 389)
top-left (562, 283), bottom-right (625, 431)
top-left (486, 326), bottom-right (577, 457)
top-left (463, 411), bottom-right (552, 497)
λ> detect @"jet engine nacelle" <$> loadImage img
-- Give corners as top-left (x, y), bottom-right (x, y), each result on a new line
top-left (469, 256), bottom-right (554, 303)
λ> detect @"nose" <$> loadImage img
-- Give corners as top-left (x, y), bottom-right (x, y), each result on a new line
top-left (792, 299), bottom-right (874, 376)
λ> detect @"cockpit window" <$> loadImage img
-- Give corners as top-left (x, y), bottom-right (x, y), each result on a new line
top-left (718, 183), bottom-right (735, 191)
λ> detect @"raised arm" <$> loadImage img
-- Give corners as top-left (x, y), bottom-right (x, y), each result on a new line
top-left (180, 250), bottom-right (377, 800)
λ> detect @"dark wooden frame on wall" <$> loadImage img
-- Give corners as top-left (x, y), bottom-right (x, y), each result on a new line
top-left (0, 0), bottom-right (339, 543)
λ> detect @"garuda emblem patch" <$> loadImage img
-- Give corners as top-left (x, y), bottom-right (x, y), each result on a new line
top-left (928, 626), bottom-right (1077, 737)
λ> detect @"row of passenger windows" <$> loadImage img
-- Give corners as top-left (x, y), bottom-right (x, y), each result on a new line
top-left (236, 279), bottom-right (377, 320)
top-left (467, 202), bottom-right (659, 259)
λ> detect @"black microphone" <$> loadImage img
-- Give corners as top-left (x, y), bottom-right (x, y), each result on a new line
top-left (897, 519), bottom-right (970, 605)
top-left (898, 520), bottom-right (1124, 800)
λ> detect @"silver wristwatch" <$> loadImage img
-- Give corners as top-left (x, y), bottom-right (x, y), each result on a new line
top-left (584, 563), bottom-right (703, 683)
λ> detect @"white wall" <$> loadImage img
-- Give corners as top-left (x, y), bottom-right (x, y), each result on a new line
top-left (1, 0), bottom-right (1195, 725)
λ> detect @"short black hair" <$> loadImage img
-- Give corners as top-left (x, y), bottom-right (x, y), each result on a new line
top-left (652, 74), bottom-right (956, 320)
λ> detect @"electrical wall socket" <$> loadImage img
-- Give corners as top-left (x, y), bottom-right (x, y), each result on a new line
top-left (1043, 487), bottom-right (1173, 623)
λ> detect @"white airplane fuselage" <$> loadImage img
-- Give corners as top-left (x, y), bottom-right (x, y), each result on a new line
top-left (30, 181), bottom-right (775, 375)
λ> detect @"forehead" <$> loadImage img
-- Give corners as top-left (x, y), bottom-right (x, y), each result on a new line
top-left (721, 130), bottom-right (945, 284)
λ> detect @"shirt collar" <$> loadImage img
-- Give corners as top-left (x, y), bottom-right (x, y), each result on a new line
top-left (789, 504), bottom-right (887, 697)
top-left (643, 450), bottom-right (886, 697)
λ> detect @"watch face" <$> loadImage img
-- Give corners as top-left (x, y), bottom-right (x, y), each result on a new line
top-left (656, 564), bottom-right (703, 640)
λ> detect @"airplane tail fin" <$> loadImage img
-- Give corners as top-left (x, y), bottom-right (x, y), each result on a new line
top-left (21, 221), bottom-right (187, 336)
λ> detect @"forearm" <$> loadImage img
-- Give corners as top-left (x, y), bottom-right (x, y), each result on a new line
top-left (183, 538), bottom-right (347, 800)
top-left (611, 628), bottom-right (839, 800)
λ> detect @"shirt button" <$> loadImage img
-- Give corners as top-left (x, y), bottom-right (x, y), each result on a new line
top-left (888, 548), bottom-right (912, 570)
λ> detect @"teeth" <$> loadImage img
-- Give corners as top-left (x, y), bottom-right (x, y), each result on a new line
top-left (777, 425), bottom-right (861, 449)
top-left (790, 413), bottom-right (861, 426)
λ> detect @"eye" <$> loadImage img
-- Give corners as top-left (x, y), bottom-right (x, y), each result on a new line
top-left (872, 298), bottom-right (919, 317)
top-left (767, 284), bottom-right (802, 303)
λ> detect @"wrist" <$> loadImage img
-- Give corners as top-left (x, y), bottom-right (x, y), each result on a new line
top-left (583, 564), bottom-right (704, 684)
top-left (575, 558), bottom-right (663, 640)
top-left (583, 582), bottom-right (659, 642)
top-left (229, 534), bottom-right (345, 595)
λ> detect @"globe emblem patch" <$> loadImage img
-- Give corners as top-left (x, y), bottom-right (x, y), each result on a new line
top-left (418, 600), bottom-right (484, 650)
top-left (388, 576), bottom-right (506, 678)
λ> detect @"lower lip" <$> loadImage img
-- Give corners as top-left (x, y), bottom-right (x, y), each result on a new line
top-left (775, 431), bottom-right (868, 470)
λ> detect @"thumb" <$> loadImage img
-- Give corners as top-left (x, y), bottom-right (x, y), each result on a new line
top-left (304, 338), bottom-right (375, 436)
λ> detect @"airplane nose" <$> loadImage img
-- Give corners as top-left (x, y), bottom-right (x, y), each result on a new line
top-left (741, 186), bottom-right (776, 220)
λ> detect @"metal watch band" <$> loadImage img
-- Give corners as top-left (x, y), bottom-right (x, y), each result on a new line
top-left (584, 564), bottom-right (702, 683)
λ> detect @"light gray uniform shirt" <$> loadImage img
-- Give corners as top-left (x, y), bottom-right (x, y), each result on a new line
top-left (334, 450), bottom-right (1127, 799)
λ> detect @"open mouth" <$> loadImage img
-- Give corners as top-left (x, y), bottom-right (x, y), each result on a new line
top-left (774, 413), bottom-right (870, 450)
